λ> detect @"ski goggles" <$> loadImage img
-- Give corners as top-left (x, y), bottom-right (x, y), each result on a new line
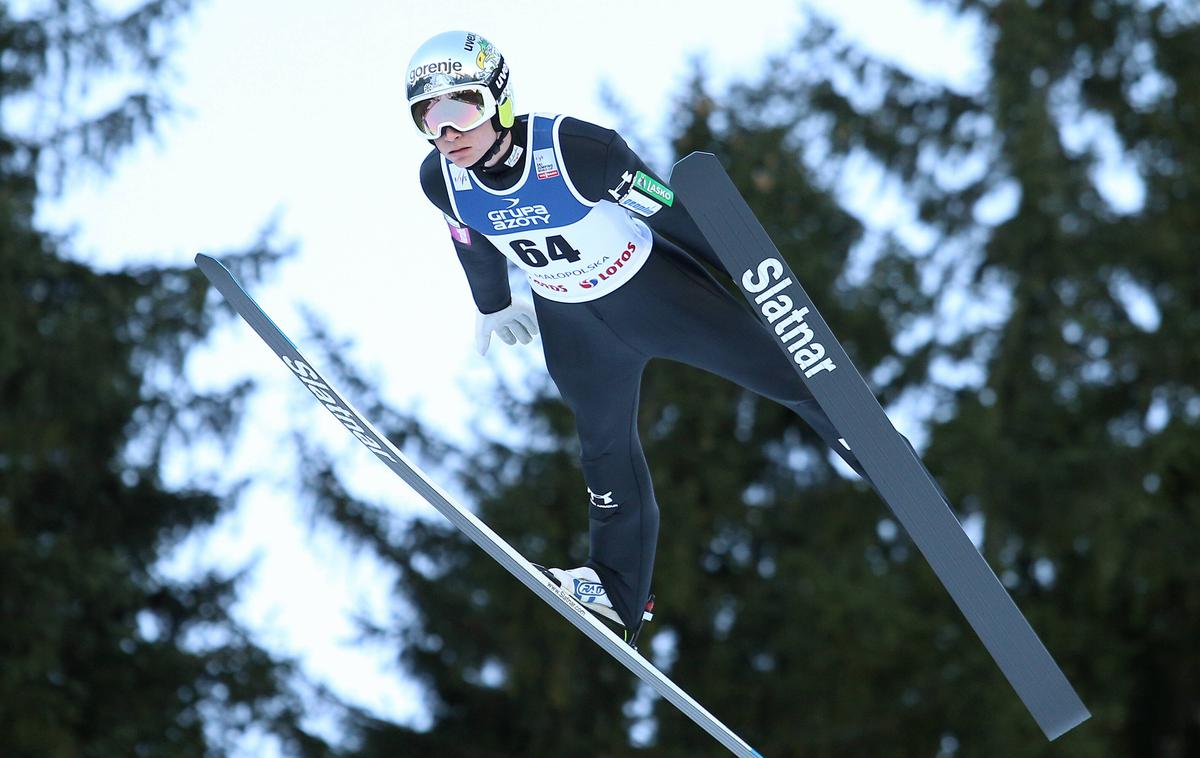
top-left (410, 85), bottom-right (497, 139)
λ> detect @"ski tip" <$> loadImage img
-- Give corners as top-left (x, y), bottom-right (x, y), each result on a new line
top-left (751, 749), bottom-right (765, 757)
top-left (194, 253), bottom-right (232, 281)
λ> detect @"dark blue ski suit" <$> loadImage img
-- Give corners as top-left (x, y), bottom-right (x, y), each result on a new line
top-left (421, 114), bottom-right (872, 629)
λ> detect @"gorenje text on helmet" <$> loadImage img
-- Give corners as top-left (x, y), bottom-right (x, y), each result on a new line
top-left (408, 59), bottom-right (464, 86)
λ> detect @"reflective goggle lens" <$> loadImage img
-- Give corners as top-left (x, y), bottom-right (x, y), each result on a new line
top-left (411, 90), bottom-right (490, 137)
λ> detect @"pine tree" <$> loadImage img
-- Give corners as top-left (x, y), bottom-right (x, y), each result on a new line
top-left (913, 2), bottom-right (1200, 754)
top-left (0, 3), bottom-right (328, 755)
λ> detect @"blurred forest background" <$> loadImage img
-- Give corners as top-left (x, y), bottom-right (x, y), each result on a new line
top-left (2, 1), bottom-right (1197, 756)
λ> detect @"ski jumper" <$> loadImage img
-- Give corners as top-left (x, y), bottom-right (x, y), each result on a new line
top-left (421, 114), bottom-right (879, 629)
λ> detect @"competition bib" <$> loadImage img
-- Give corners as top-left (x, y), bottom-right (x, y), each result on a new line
top-left (443, 114), bottom-right (653, 303)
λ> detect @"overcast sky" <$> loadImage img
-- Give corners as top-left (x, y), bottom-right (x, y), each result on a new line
top-left (37, 0), bottom-right (985, 751)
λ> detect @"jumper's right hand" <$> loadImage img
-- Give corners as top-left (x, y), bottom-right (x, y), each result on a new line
top-left (475, 298), bottom-right (539, 356)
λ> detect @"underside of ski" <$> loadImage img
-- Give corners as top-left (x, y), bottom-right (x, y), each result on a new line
top-left (669, 152), bottom-right (1089, 741)
top-left (194, 254), bottom-right (764, 758)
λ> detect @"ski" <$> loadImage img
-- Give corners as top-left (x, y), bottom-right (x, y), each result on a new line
top-left (194, 254), bottom-right (764, 758)
top-left (669, 153), bottom-right (1090, 741)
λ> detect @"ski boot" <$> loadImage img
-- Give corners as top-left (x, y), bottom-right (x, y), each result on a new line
top-left (535, 564), bottom-right (655, 649)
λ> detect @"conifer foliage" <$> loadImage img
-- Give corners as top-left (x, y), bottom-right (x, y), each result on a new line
top-left (0, 3), bottom-right (325, 755)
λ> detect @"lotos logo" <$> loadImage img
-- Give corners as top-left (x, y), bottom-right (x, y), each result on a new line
top-left (409, 59), bottom-right (463, 85)
top-left (579, 243), bottom-right (636, 289)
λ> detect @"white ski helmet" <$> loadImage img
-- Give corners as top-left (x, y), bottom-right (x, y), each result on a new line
top-left (406, 30), bottom-right (514, 139)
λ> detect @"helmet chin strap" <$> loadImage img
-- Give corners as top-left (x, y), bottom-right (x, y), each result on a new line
top-left (468, 125), bottom-right (512, 172)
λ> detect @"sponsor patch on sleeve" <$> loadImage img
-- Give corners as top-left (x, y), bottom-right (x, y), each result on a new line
top-left (444, 213), bottom-right (472, 245)
top-left (607, 170), bottom-right (634, 201)
top-left (632, 170), bottom-right (674, 207)
top-left (618, 189), bottom-right (663, 217)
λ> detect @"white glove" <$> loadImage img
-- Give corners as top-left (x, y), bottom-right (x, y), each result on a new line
top-left (475, 298), bottom-right (539, 356)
